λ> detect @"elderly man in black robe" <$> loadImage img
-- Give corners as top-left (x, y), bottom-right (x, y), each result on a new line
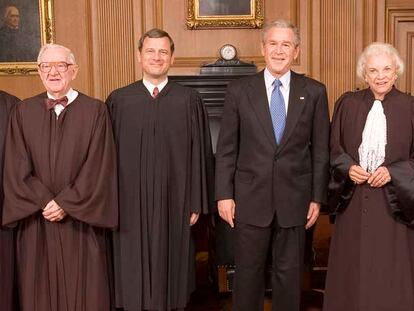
top-left (2, 44), bottom-right (117, 311)
top-left (0, 90), bottom-right (19, 311)
top-left (106, 28), bottom-right (214, 311)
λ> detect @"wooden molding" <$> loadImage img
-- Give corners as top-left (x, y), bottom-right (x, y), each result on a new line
top-left (386, 7), bottom-right (414, 43)
top-left (173, 56), bottom-right (264, 68)
top-left (386, 7), bottom-right (414, 94)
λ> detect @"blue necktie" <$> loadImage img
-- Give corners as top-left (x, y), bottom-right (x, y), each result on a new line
top-left (270, 79), bottom-right (286, 144)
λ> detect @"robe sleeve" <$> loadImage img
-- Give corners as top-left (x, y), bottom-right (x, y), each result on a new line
top-left (190, 92), bottom-right (215, 214)
top-left (0, 92), bottom-right (19, 227)
top-left (384, 97), bottom-right (414, 226)
top-left (330, 92), bottom-right (358, 177)
top-left (2, 103), bottom-right (55, 227)
top-left (54, 105), bottom-right (118, 229)
top-left (327, 92), bottom-right (358, 215)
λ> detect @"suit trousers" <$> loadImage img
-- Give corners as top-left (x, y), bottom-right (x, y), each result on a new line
top-left (232, 219), bottom-right (305, 311)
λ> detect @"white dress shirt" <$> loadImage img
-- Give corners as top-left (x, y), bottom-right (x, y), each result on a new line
top-left (143, 78), bottom-right (168, 96)
top-left (264, 68), bottom-right (291, 114)
top-left (47, 88), bottom-right (78, 118)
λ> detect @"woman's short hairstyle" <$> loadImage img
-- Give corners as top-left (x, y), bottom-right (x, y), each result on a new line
top-left (356, 42), bottom-right (404, 80)
top-left (261, 20), bottom-right (301, 47)
top-left (37, 44), bottom-right (77, 65)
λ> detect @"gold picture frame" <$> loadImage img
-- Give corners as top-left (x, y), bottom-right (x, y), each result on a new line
top-left (0, 0), bottom-right (54, 75)
top-left (187, 0), bottom-right (264, 29)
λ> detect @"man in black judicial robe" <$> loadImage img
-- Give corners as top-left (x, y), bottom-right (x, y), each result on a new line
top-left (2, 44), bottom-right (117, 311)
top-left (0, 90), bottom-right (19, 311)
top-left (106, 29), bottom-right (214, 311)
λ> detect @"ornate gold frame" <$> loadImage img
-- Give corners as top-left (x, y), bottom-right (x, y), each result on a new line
top-left (186, 0), bottom-right (264, 29)
top-left (0, 0), bottom-right (55, 75)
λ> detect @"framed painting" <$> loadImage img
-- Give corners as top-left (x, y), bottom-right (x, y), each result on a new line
top-left (0, 0), bottom-right (54, 75)
top-left (187, 0), bottom-right (264, 29)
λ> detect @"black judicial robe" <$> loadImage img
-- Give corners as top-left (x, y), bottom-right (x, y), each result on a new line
top-left (324, 88), bottom-right (414, 311)
top-left (0, 91), bottom-right (19, 311)
top-left (2, 93), bottom-right (118, 311)
top-left (107, 81), bottom-right (214, 311)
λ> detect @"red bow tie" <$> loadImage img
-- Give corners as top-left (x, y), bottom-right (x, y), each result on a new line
top-left (45, 96), bottom-right (68, 110)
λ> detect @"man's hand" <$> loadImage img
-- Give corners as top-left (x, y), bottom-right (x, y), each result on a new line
top-left (218, 199), bottom-right (235, 228)
top-left (306, 201), bottom-right (320, 229)
top-left (43, 200), bottom-right (66, 222)
top-left (190, 213), bottom-right (199, 226)
top-left (349, 165), bottom-right (370, 184)
top-left (368, 166), bottom-right (391, 188)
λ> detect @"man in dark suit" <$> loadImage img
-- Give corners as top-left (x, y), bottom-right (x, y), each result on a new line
top-left (215, 20), bottom-right (330, 311)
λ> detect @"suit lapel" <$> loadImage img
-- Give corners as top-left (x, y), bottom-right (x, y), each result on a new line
top-left (276, 71), bottom-right (307, 154)
top-left (247, 71), bottom-right (277, 149)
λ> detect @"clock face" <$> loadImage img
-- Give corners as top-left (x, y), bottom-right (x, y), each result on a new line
top-left (220, 44), bottom-right (237, 61)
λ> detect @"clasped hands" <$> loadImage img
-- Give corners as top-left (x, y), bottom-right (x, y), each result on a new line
top-left (349, 165), bottom-right (391, 187)
top-left (43, 200), bottom-right (66, 222)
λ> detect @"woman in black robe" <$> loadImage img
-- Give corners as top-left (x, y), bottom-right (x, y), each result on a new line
top-left (0, 90), bottom-right (19, 311)
top-left (324, 43), bottom-right (414, 311)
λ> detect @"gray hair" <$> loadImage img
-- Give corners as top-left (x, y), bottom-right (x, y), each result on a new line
top-left (356, 42), bottom-right (404, 80)
top-left (261, 20), bottom-right (301, 47)
top-left (37, 44), bottom-right (77, 64)
top-left (3, 5), bottom-right (18, 21)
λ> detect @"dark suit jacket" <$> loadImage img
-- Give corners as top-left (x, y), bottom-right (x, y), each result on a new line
top-left (215, 70), bottom-right (330, 228)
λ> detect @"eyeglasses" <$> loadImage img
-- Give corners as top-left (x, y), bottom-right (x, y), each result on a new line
top-left (38, 62), bottom-right (73, 73)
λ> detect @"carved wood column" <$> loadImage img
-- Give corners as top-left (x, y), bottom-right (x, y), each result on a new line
top-left (89, 0), bottom-right (136, 100)
top-left (320, 0), bottom-right (357, 109)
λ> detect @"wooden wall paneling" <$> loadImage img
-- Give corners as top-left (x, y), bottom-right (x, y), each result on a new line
top-left (310, 0), bottom-right (321, 81)
top-left (0, 75), bottom-right (44, 100)
top-left (89, 0), bottom-right (136, 100)
top-left (54, 0), bottom-right (92, 96)
top-left (133, 0), bottom-right (165, 79)
top-left (294, 0), bottom-right (311, 75)
top-left (320, 0), bottom-right (357, 110)
top-left (362, 0), bottom-right (382, 46)
top-left (164, 0), bottom-right (293, 75)
top-left (141, 0), bottom-right (163, 30)
top-left (132, 0), bottom-right (143, 81)
top-left (395, 23), bottom-right (413, 93)
top-left (363, 0), bottom-right (376, 46)
top-left (386, 8), bottom-right (414, 94)
top-left (85, 0), bottom-right (94, 98)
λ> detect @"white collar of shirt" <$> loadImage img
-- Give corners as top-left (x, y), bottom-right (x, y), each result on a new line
top-left (143, 78), bottom-right (168, 96)
top-left (264, 68), bottom-right (291, 113)
top-left (47, 88), bottom-right (78, 118)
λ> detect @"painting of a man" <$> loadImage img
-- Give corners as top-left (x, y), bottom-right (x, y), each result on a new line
top-left (199, 0), bottom-right (251, 16)
top-left (0, 1), bottom-right (40, 62)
